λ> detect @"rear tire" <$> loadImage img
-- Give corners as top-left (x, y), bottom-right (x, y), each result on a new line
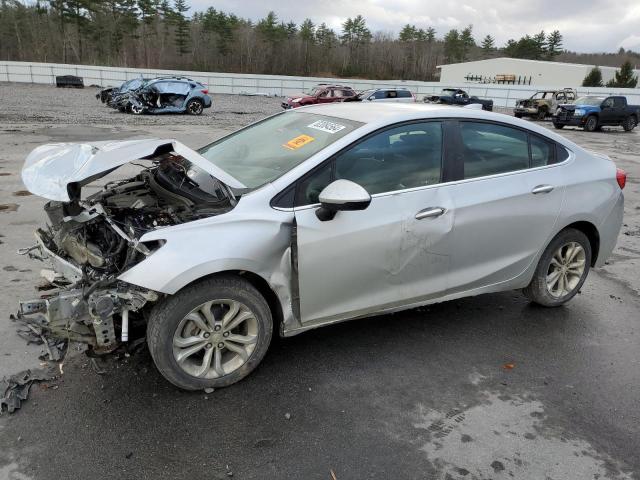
top-left (147, 275), bottom-right (273, 390)
top-left (523, 228), bottom-right (591, 307)
top-left (186, 98), bottom-right (204, 115)
top-left (553, 122), bottom-right (564, 129)
top-left (514, 112), bottom-right (523, 118)
top-left (622, 115), bottom-right (636, 132)
top-left (583, 115), bottom-right (598, 132)
top-left (536, 108), bottom-right (547, 120)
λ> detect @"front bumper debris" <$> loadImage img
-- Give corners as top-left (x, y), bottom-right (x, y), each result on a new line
top-left (16, 231), bottom-right (158, 352)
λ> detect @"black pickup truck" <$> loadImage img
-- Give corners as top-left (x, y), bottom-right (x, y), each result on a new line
top-left (424, 88), bottom-right (493, 111)
top-left (553, 95), bottom-right (639, 132)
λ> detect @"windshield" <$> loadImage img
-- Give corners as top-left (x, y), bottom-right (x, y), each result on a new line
top-left (441, 89), bottom-right (456, 95)
top-left (575, 96), bottom-right (604, 106)
top-left (304, 87), bottom-right (323, 96)
top-left (198, 112), bottom-right (363, 188)
top-left (357, 89), bottom-right (375, 99)
top-left (531, 92), bottom-right (551, 99)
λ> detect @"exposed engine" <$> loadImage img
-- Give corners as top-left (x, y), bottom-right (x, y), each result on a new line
top-left (18, 153), bottom-right (236, 353)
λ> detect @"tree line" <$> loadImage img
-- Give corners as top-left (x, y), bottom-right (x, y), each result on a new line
top-left (0, 0), bottom-right (637, 82)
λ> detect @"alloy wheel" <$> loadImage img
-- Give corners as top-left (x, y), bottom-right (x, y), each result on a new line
top-left (188, 101), bottom-right (203, 114)
top-left (172, 299), bottom-right (259, 379)
top-left (546, 242), bottom-right (586, 298)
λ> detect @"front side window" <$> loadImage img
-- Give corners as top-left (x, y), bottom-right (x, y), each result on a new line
top-left (199, 112), bottom-right (362, 188)
top-left (460, 122), bottom-right (529, 179)
top-left (335, 122), bottom-right (442, 195)
top-left (294, 122), bottom-right (443, 205)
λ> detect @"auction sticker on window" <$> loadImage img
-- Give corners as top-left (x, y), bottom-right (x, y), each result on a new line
top-left (283, 134), bottom-right (315, 150)
top-left (307, 120), bottom-right (346, 134)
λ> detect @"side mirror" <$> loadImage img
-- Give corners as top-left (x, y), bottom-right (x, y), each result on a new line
top-left (315, 179), bottom-right (371, 221)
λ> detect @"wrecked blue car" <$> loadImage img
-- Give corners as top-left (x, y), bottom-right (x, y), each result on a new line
top-left (96, 77), bottom-right (148, 105)
top-left (126, 77), bottom-right (212, 115)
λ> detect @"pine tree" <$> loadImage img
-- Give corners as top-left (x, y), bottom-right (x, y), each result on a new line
top-left (582, 67), bottom-right (604, 87)
top-left (173, 0), bottom-right (190, 56)
top-left (481, 34), bottom-right (495, 57)
top-left (459, 25), bottom-right (475, 61)
top-left (443, 29), bottom-right (460, 62)
top-left (606, 60), bottom-right (639, 88)
top-left (545, 30), bottom-right (562, 59)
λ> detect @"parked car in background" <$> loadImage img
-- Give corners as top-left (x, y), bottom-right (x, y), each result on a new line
top-left (553, 95), bottom-right (639, 132)
top-left (281, 84), bottom-right (356, 109)
top-left (120, 77), bottom-right (212, 115)
top-left (343, 87), bottom-right (416, 102)
top-left (97, 77), bottom-right (148, 104)
top-left (424, 88), bottom-right (493, 111)
top-left (18, 103), bottom-right (625, 390)
top-left (514, 88), bottom-right (576, 120)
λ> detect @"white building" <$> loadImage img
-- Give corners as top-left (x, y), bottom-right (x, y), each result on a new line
top-left (437, 57), bottom-right (639, 87)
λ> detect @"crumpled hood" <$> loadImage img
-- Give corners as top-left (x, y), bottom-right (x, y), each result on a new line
top-left (22, 138), bottom-right (246, 202)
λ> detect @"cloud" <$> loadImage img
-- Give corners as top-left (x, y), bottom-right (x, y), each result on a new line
top-left (186, 0), bottom-right (639, 53)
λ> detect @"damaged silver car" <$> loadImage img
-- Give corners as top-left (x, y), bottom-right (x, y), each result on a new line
top-left (16, 104), bottom-right (625, 390)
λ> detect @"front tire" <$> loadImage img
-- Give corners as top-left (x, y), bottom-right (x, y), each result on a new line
top-left (147, 275), bottom-right (273, 390)
top-left (536, 107), bottom-right (547, 120)
top-left (583, 115), bottom-right (598, 132)
top-left (523, 228), bottom-right (591, 307)
top-left (553, 122), bottom-right (564, 129)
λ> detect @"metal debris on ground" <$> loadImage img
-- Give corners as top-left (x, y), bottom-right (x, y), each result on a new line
top-left (12, 314), bottom-right (68, 363)
top-left (0, 368), bottom-right (53, 414)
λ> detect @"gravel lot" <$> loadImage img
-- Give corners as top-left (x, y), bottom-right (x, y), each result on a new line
top-left (0, 82), bottom-right (638, 480)
top-left (0, 82), bottom-right (282, 127)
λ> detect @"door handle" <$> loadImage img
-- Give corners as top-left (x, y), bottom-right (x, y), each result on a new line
top-left (531, 184), bottom-right (554, 194)
top-left (415, 207), bottom-right (446, 220)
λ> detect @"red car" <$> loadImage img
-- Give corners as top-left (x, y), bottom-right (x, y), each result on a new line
top-left (281, 84), bottom-right (356, 109)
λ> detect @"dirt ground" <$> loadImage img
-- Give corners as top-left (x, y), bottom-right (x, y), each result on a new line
top-left (0, 82), bottom-right (638, 480)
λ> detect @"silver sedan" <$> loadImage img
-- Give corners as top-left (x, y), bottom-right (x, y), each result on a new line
top-left (19, 103), bottom-right (625, 390)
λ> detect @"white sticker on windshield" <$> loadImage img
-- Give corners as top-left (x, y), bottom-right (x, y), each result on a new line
top-left (307, 120), bottom-right (346, 134)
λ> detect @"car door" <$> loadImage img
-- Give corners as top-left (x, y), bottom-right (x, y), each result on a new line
top-left (447, 120), bottom-right (566, 293)
top-left (293, 121), bottom-right (455, 324)
top-left (599, 97), bottom-right (618, 125)
top-left (316, 89), bottom-right (332, 104)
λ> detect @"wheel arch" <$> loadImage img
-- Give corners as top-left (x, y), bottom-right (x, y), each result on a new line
top-left (178, 270), bottom-right (285, 334)
top-left (559, 221), bottom-right (600, 266)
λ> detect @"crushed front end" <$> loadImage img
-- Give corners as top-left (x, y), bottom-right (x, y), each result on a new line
top-left (16, 143), bottom-right (237, 354)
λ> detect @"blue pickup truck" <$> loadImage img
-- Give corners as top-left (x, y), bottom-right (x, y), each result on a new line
top-left (553, 95), bottom-right (639, 132)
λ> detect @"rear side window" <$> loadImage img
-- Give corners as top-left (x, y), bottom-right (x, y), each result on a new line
top-left (460, 122), bottom-right (529, 179)
top-left (398, 90), bottom-right (412, 98)
top-left (530, 135), bottom-right (555, 167)
top-left (556, 144), bottom-right (570, 163)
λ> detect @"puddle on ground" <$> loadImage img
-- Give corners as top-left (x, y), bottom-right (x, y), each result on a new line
top-left (413, 391), bottom-right (632, 480)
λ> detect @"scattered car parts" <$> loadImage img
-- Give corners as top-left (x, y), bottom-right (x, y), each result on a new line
top-left (424, 89), bottom-right (493, 111)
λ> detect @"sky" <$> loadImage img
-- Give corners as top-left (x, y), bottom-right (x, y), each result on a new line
top-left (187, 0), bottom-right (640, 53)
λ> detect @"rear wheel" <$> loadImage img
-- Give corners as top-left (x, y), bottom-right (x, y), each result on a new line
top-left (553, 122), bottom-right (564, 129)
top-left (583, 115), bottom-right (598, 132)
top-left (186, 98), bottom-right (204, 115)
top-left (147, 275), bottom-right (273, 390)
top-left (514, 112), bottom-right (523, 118)
top-left (130, 104), bottom-right (144, 115)
top-left (622, 115), bottom-right (637, 132)
top-left (523, 228), bottom-right (591, 307)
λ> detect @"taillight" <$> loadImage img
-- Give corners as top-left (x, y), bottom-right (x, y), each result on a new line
top-left (616, 168), bottom-right (627, 189)
top-left (201, 89), bottom-right (209, 94)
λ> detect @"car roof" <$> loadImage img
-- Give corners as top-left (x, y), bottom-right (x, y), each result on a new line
top-left (291, 103), bottom-right (578, 146)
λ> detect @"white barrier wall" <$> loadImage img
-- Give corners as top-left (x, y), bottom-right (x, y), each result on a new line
top-left (1, 61), bottom-right (639, 108)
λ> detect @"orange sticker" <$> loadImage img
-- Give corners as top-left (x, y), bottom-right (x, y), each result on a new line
top-left (283, 134), bottom-right (315, 150)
